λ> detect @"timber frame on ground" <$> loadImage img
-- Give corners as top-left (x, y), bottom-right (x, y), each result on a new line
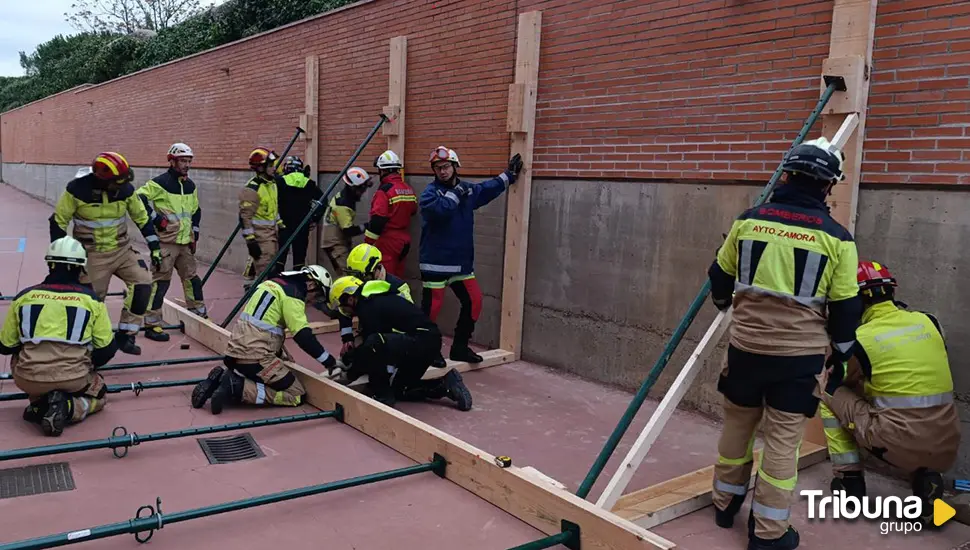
top-left (160, 2), bottom-right (877, 546)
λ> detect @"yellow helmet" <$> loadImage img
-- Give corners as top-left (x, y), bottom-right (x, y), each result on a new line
top-left (46, 236), bottom-right (87, 268)
top-left (328, 275), bottom-right (364, 313)
top-left (346, 244), bottom-right (383, 278)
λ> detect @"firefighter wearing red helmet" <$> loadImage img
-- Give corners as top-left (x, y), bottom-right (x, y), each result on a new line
top-left (49, 152), bottom-right (162, 356)
top-left (239, 147), bottom-right (283, 289)
top-left (707, 137), bottom-right (862, 549)
top-left (817, 261), bottom-right (960, 526)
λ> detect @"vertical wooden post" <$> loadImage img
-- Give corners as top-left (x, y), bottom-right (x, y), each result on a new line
top-left (383, 36), bottom-right (407, 172)
top-left (304, 55), bottom-right (320, 265)
top-left (805, 0), bottom-right (878, 447)
top-left (499, 11), bottom-right (542, 359)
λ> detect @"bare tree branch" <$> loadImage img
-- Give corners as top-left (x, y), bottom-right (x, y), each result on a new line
top-left (65, 0), bottom-right (202, 33)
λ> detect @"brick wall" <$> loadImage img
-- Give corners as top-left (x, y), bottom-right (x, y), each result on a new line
top-left (3, 0), bottom-right (970, 185)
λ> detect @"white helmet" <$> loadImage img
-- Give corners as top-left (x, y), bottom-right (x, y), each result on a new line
top-left (75, 166), bottom-right (93, 178)
top-left (167, 143), bottom-right (194, 160)
top-left (46, 236), bottom-right (87, 268)
top-left (374, 150), bottom-right (403, 170)
top-left (342, 167), bottom-right (372, 187)
top-left (282, 265), bottom-right (333, 292)
top-left (429, 146), bottom-right (460, 167)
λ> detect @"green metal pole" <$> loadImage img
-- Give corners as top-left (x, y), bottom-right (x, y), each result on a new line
top-left (0, 409), bottom-right (338, 461)
top-left (0, 378), bottom-right (204, 402)
top-left (200, 126), bottom-right (305, 288)
top-left (574, 79), bottom-right (843, 500)
top-left (507, 521), bottom-right (580, 550)
top-left (221, 113), bottom-right (390, 328)
top-left (0, 354), bottom-right (223, 380)
top-left (0, 455), bottom-right (445, 550)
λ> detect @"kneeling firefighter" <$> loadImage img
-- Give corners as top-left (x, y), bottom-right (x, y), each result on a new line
top-left (0, 237), bottom-right (118, 436)
top-left (191, 265), bottom-right (338, 414)
top-left (338, 243), bottom-right (413, 356)
top-left (819, 261), bottom-right (960, 525)
top-left (329, 275), bottom-right (472, 411)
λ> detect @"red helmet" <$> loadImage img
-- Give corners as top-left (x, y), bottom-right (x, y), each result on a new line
top-left (249, 147), bottom-right (278, 170)
top-left (857, 261), bottom-right (897, 291)
top-left (92, 152), bottom-right (132, 184)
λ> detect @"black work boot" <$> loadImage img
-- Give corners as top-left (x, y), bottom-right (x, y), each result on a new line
top-left (913, 468), bottom-right (945, 527)
top-left (144, 326), bottom-right (170, 342)
top-left (831, 472), bottom-right (866, 498)
top-left (191, 367), bottom-right (225, 409)
top-left (209, 370), bottom-right (244, 415)
top-left (449, 345), bottom-right (483, 364)
top-left (115, 332), bottom-right (142, 355)
top-left (442, 370), bottom-right (473, 411)
top-left (42, 391), bottom-right (71, 437)
top-left (748, 526), bottom-right (799, 550)
top-left (431, 352), bottom-right (447, 369)
top-left (23, 399), bottom-right (46, 425)
top-left (714, 494), bottom-right (746, 528)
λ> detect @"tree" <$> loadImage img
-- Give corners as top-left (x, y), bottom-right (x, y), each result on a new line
top-left (66, 0), bottom-right (208, 34)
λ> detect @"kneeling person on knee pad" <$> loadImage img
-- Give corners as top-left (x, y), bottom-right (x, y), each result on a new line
top-left (329, 275), bottom-right (472, 411)
top-left (0, 237), bottom-right (118, 436)
top-left (191, 265), bottom-right (337, 414)
top-left (818, 261), bottom-right (960, 524)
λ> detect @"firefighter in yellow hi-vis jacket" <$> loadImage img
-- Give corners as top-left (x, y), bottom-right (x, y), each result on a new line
top-left (239, 148), bottom-right (283, 290)
top-left (191, 265), bottom-right (337, 414)
top-left (706, 138), bottom-right (862, 550)
top-left (0, 237), bottom-right (118, 436)
top-left (320, 167), bottom-right (373, 277)
top-left (50, 152), bottom-right (163, 356)
top-left (818, 261), bottom-right (960, 526)
top-left (136, 143), bottom-right (208, 342)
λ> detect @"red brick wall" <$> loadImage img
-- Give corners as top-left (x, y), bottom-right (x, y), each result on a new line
top-left (3, 0), bottom-right (970, 185)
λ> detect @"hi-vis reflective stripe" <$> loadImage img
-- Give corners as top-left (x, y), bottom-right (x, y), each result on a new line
top-left (316, 351), bottom-right (331, 363)
top-left (252, 291), bottom-right (275, 321)
top-left (821, 403), bottom-right (860, 464)
top-left (240, 313), bottom-right (283, 336)
top-left (872, 393), bottom-right (953, 409)
top-left (419, 263), bottom-right (462, 273)
top-left (388, 195), bottom-right (416, 204)
top-left (752, 501), bottom-right (790, 521)
top-left (734, 282), bottom-right (827, 308)
top-left (252, 218), bottom-right (280, 226)
top-left (255, 383), bottom-right (266, 405)
top-left (165, 213), bottom-right (192, 222)
top-left (73, 216), bottom-right (125, 228)
top-left (822, 417), bottom-right (842, 428)
top-left (715, 480), bottom-right (748, 496)
top-left (242, 228), bottom-right (255, 236)
top-left (341, 327), bottom-right (354, 336)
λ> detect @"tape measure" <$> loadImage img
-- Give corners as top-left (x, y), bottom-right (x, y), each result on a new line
top-left (494, 455), bottom-right (512, 468)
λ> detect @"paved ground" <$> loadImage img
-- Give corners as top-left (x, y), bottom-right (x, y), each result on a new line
top-left (0, 182), bottom-right (968, 549)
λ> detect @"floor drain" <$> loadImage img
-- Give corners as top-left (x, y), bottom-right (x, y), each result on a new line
top-left (0, 462), bottom-right (76, 499)
top-left (197, 433), bottom-right (265, 464)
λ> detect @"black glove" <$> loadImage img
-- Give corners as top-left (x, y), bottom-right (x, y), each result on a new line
top-left (453, 183), bottom-right (471, 197)
top-left (824, 355), bottom-right (846, 396)
top-left (507, 153), bottom-right (523, 177)
top-left (303, 165), bottom-right (311, 178)
top-left (247, 239), bottom-right (261, 259)
top-left (711, 295), bottom-right (731, 311)
top-left (341, 345), bottom-right (355, 367)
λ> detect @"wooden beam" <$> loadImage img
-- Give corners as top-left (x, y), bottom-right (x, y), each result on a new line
top-left (499, 11), bottom-right (541, 360)
top-left (159, 299), bottom-right (674, 549)
top-left (611, 443), bottom-right (828, 530)
top-left (304, 55), bottom-right (321, 266)
top-left (383, 36), bottom-right (406, 169)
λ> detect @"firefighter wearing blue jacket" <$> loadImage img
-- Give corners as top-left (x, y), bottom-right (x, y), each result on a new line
top-left (418, 146), bottom-right (523, 364)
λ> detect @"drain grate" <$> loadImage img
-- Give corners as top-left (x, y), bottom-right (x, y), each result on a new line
top-left (197, 432), bottom-right (265, 464)
top-left (0, 462), bottom-right (75, 499)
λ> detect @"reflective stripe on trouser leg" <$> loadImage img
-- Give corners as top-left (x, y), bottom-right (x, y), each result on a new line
top-left (820, 402), bottom-right (861, 474)
top-left (752, 405), bottom-right (807, 540)
top-left (241, 378), bottom-right (304, 406)
top-left (713, 398), bottom-right (763, 512)
top-left (70, 396), bottom-right (105, 422)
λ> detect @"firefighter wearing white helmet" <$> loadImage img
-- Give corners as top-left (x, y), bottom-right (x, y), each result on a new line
top-left (0, 237), bottom-right (118, 436)
top-left (135, 143), bottom-right (208, 344)
top-left (366, 150), bottom-right (417, 278)
top-left (191, 264), bottom-right (339, 414)
top-left (320, 167), bottom-right (374, 277)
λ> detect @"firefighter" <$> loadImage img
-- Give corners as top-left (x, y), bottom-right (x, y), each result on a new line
top-left (818, 261), bottom-right (960, 525)
top-left (50, 152), bottom-right (162, 356)
top-left (706, 137), bottom-right (862, 550)
top-left (365, 150), bottom-right (417, 278)
top-left (240, 148), bottom-right (283, 289)
top-left (136, 143), bottom-right (208, 342)
top-left (0, 237), bottom-right (118, 436)
top-left (419, 146), bottom-right (523, 363)
top-left (191, 265), bottom-right (337, 414)
top-left (320, 167), bottom-right (372, 277)
top-left (275, 155), bottom-right (324, 272)
top-left (328, 275), bottom-right (472, 410)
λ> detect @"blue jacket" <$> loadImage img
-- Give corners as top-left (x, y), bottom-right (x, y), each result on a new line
top-left (418, 171), bottom-right (516, 278)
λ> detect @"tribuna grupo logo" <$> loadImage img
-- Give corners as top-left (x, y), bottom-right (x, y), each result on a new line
top-left (800, 489), bottom-right (955, 535)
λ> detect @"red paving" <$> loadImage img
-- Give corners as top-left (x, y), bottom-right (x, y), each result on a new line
top-left (1, 182), bottom-right (968, 549)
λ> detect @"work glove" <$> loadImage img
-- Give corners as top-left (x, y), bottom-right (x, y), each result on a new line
top-left (303, 165), bottom-right (311, 178)
top-left (507, 153), bottom-right (523, 178)
top-left (341, 345), bottom-right (356, 367)
top-left (247, 239), bottom-right (261, 259)
top-left (453, 182), bottom-right (472, 198)
top-left (341, 341), bottom-right (355, 358)
top-left (154, 216), bottom-right (169, 232)
top-left (150, 249), bottom-right (163, 271)
top-left (823, 355), bottom-right (846, 397)
top-left (711, 295), bottom-right (732, 312)
top-left (189, 241), bottom-right (197, 255)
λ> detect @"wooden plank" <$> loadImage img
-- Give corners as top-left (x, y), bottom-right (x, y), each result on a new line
top-left (160, 298), bottom-right (674, 549)
top-left (384, 36), bottom-right (407, 164)
top-left (499, 11), bottom-right (541, 360)
top-left (612, 443), bottom-right (828, 530)
top-left (304, 55), bottom-right (320, 266)
top-left (595, 309), bottom-right (732, 511)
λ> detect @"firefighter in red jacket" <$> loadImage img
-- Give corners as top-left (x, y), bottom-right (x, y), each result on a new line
top-left (365, 150), bottom-right (417, 278)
